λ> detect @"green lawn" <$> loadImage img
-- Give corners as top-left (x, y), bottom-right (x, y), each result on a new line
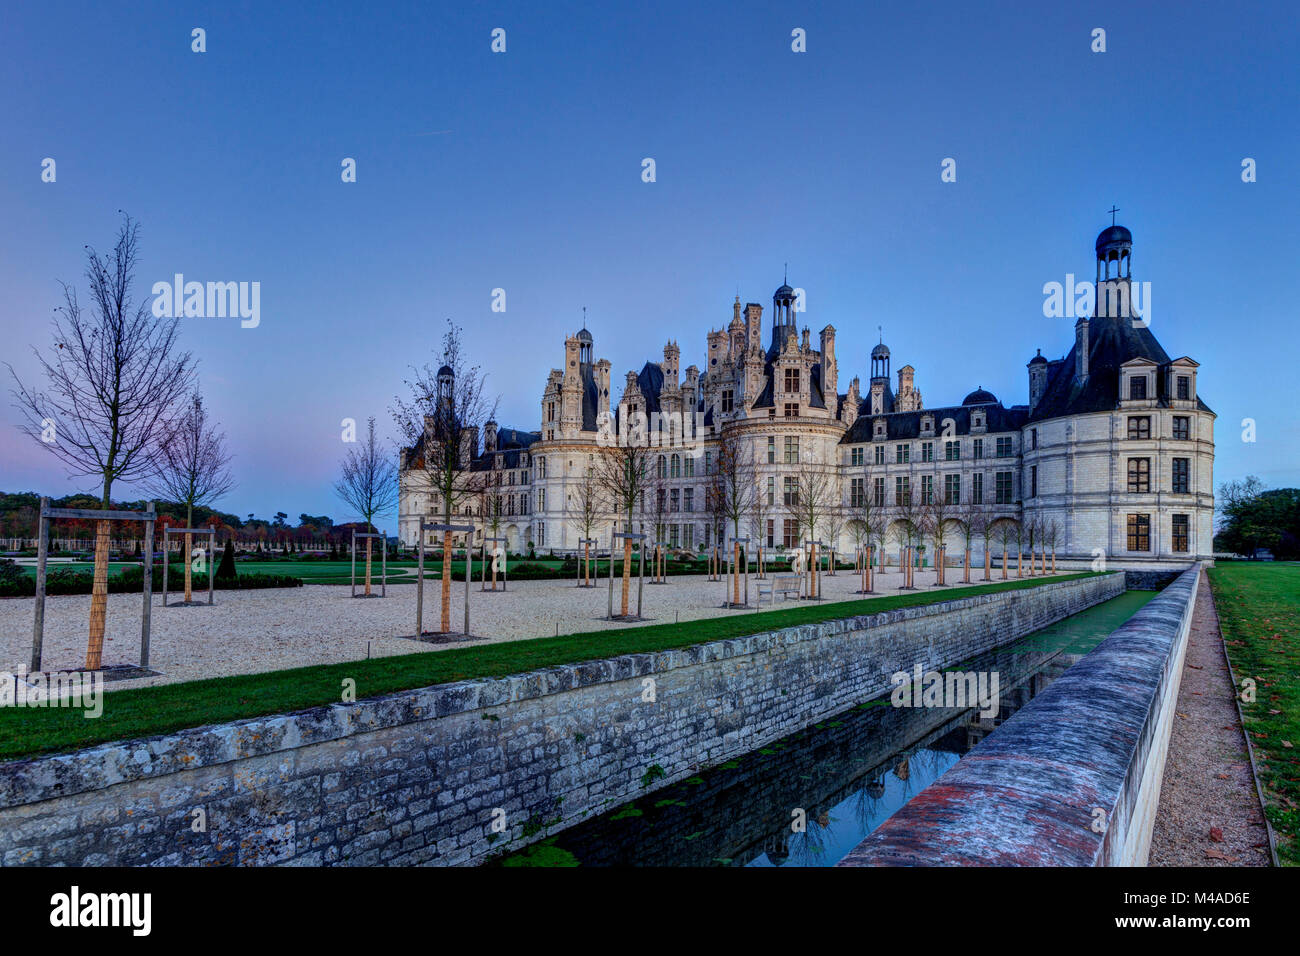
top-left (1208, 562), bottom-right (1300, 865)
top-left (0, 572), bottom-right (1106, 762)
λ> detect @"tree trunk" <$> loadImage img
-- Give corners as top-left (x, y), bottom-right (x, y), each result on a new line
top-left (364, 535), bottom-right (373, 596)
top-left (441, 530), bottom-right (452, 633)
top-left (620, 537), bottom-right (632, 616)
top-left (85, 518), bottom-right (111, 670)
top-left (963, 547), bottom-right (971, 583)
top-left (584, 541), bottom-right (590, 586)
top-left (983, 547), bottom-right (991, 581)
top-left (1001, 544), bottom-right (1008, 579)
top-left (732, 541), bottom-right (740, 605)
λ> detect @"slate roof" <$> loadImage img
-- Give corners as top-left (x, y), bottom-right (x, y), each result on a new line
top-left (841, 402), bottom-right (1029, 444)
top-left (1027, 314), bottom-right (1213, 423)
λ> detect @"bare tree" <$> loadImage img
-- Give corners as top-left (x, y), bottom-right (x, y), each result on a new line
top-left (789, 453), bottom-right (835, 597)
top-left (566, 465), bottom-right (607, 586)
top-left (966, 502), bottom-right (993, 581)
top-left (996, 518), bottom-right (1019, 579)
top-left (334, 416), bottom-right (399, 596)
top-left (392, 322), bottom-right (497, 632)
top-left (748, 470), bottom-right (773, 578)
top-left (591, 438), bottom-right (654, 617)
top-left (711, 428), bottom-right (756, 605)
top-left (148, 387), bottom-right (235, 602)
top-left (8, 215), bottom-right (194, 667)
top-left (1043, 516), bottom-right (1061, 574)
top-left (918, 482), bottom-right (959, 585)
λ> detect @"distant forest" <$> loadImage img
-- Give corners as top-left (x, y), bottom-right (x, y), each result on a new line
top-left (0, 491), bottom-right (381, 547)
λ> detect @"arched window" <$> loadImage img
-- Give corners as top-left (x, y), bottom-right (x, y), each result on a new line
top-left (657, 455), bottom-right (667, 479)
top-left (670, 454), bottom-right (681, 478)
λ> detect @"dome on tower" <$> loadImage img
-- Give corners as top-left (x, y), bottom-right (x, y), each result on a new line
top-left (1028, 349), bottom-right (1047, 366)
top-left (774, 282), bottom-right (794, 299)
top-left (437, 364), bottom-right (454, 378)
top-left (871, 342), bottom-right (890, 360)
top-left (1095, 224), bottom-right (1132, 253)
top-left (962, 386), bottom-right (998, 406)
top-left (576, 327), bottom-right (593, 343)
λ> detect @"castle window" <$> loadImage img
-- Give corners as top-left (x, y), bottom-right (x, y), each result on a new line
top-left (767, 476), bottom-right (775, 506)
top-left (669, 525), bottom-right (679, 548)
top-left (874, 445), bottom-right (886, 465)
top-left (670, 489), bottom-right (679, 512)
top-left (536, 457), bottom-right (546, 479)
top-left (995, 436), bottom-right (1013, 458)
top-left (1177, 376), bottom-right (1190, 401)
top-left (784, 368), bottom-right (800, 393)
top-left (850, 478), bottom-right (866, 508)
top-left (945, 473), bottom-right (961, 503)
top-left (766, 519), bottom-right (775, 548)
top-left (895, 443), bottom-right (910, 464)
top-left (1127, 416), bottom-right (1151, 440)
top-left (873, 477), bottom-right (886, 506)
top-left (782, 519), bottom-right (797, 549)
top-left (684, 456), bottom-right (695, 477)
top-left (1127, 458), bottom-right (1150, 493)
top-left (1172, 514), bottom-right (1189, 553)
top-left (721, 390), bottom-right (734, 414)
top-left (995, 471), bottom-right (1014, 504)
top-left (683, 525), bottom-right (695, 549)
top-left (657, 455), bottom-right (667, 479)
top-left (783, 477), bottom-right (799, 507)
top-left (784, 403), bottom-right (798, 418)
top-left (670, 454), bottom-right (681, 478)
top-left (895, 476), bottom-right (911, 506)
top-left (921, 416), bottom-right (934, 435)
top-left (851, 447), bottom-right (864, 466)
top-left (1172, 457), bottom-right (1190, 494)
top-left (1030, 428), bottom-right (1038, 450)
top-left (1030, 465), bottom-right (1038, 498)
top-left (784, 436), bottom-right (800, 464)
top-left (920, 475), bottom-right (934, 505)
top-left (1126, 514), bottom-right (1151, 552)
top-left (973, 438), bottom-right (984, 459)
top-left (767, 436), bottom-right (776, 463)
top-left (546, 402), bottom-right (556, 422)
top-left (684, 488), bottom-right (694, 512)
top-left (1172, 416), bottom-right (1191, 441)
top-left (945, 440), bottom-right (961, 461)
top-left (1129, 376), bottom-right (1148, 400)
top-left (921, 441), bottom-right (934, 462)
top-left (537, 489), bottom-right (546, 510)
top-left (972, 473), bottom-right (984, 504)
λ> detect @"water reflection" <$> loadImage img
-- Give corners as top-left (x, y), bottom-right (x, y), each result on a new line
top-left (491, 590), bottom-right (1155, 867)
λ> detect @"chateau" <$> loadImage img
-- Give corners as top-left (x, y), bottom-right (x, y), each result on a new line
top-left (399, 223), bottom-right (1215, 569)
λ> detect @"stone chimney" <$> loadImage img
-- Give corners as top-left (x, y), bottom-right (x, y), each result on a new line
top-left (484, 420), bottom-right (498, 452)
top-left (1075, 317), bottom-right (1090, 382)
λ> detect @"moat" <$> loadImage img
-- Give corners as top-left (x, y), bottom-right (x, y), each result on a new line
top-left (491, 588), bottom-right (1156, 867)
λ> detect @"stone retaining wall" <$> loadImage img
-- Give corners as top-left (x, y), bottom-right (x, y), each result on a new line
top-left (838, 565), bottom-right (1200, 867)
top-left (0, 573), bottom-right (1124, 867)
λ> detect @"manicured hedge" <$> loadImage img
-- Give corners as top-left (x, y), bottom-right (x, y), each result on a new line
top-left (0, 561), bottom-right (302, 597)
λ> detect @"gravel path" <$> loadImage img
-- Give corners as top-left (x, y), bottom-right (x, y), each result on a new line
top-left (1148, 570), bottom-right (1271, 866)
top-left (1, 566), bottom-right (1042, 693)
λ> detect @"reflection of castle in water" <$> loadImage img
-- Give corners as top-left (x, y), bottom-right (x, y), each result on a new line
top-left (507, 636), bottom-right (1075, 868)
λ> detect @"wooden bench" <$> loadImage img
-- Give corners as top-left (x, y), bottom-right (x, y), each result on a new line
top-left (757, 573), bottom-right (803, 606)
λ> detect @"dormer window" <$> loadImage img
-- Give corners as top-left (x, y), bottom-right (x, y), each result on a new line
top-left (1129, 377), bottom-right (1147, 400)
top-left (1176, 375), bottom-right (1190, 401)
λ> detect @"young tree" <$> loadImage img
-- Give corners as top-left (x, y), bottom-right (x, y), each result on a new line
top-left (393, 322), bottom-right (498, 631)
top-left (147, 387), bottom-right (235, 602)
top-left (591, 440), bottom-right (654, 617)
top-left (8, 215), bottom-right (194, 668)
top-left (710, 428), bottom-right (756, 605)
top-left (566, 465), bottom-right (607, 586)
top-left (790, 454), bottom-right (835, 597)
top-left (748, 471), bottom-right (773, 578)
top-left (334, 416), bottom-right (399, 596)
top-left (919, 484), bottom-right (958, 585)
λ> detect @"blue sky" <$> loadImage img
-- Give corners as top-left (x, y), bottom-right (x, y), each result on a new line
top-left (2, 0), bottom-right (1297, 525)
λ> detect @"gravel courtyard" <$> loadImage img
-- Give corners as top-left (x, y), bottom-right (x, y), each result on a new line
top-left (1, 566), bottom-right (1054, 692)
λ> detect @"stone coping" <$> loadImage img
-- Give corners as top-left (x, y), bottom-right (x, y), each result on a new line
top-left (0, 573), bottom-right (1116, 811)
top-left (837, 565), bottom-right (1200, 867)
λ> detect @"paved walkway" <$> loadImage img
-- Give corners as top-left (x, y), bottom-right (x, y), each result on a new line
top-left (1148, 570), bottom-right (1271, 866)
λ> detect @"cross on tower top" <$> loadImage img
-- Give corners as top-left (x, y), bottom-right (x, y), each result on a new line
top-left (1108, 205), bottom-right (1120, 225)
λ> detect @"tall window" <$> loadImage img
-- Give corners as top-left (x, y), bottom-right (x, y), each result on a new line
top-left (921, 441), bottom-right (934, 462)
top-left (995, 471), bottom-right (1013, 504)
top-left (784, 368), bottom-right (800, 392)
top-left (1030, 428), bottom-right (1038, 450)
top-left (873, 476), bottom-right (885, 506)
top-left (1172, 416), bottom-right (1190, 441)
top-left (1030, 464), bottom-right (1038, 498)
top-left (683, 524), bottom-right (694, 549)
top-left (783, 476), bottom-right (798, 507)
top-left (670, 454), bottom-right (681, 478)
top-left (1127, 458), bottom-right (1150, 493)
top-left (766, 476), bottom-right (774, 506)
top-left (995, 436), bottom-right (1013, 458)
top-left (1172, 457), bottom-right (1190, 494)
top-left (537, 488), bottom-right (546, 510)
top-left (920, 474), bottom-right (934, 504)
top-left (895, 476), bottom-right (911, 506)
top-left (721, 390), bottom-right (734, 413)
top-left (766, 519), bottom-right (774, 549)
top-left (895, 443), bottom-right (910, 464)
top-left (782, 518), bottom-right (797, 548)
top-left (850, 478), bottom-right (866, 508)
top-left (1127, 513), bottom-right (1151, 551)
top-left (851, 447), bottom-right (864, 466)
top-left (767, 437), bottom-right (776, 463)
top-left (657, 455), bottom-right (667, 479)
top-left (784, 436), bottom-right (799, 464)
top-left (1176, 375), bottom-right (1190, 400)
top-left (874, 445), bottom-right (886, 465)
top-left (537, 457), bottom-right (546, 479)
top-left (784, 403), bottom-right (798, 418)
top-left (973, 438), bottom-right (984, 459)
top-left (683, 487), bottom-right (694, 512)
top-left (945, 440), bottom-right (960, 461)
top-left (1129, 376), bottom-right (1147, 400)
top-left (1127, 416), bottom-right (1151, 440)
top-left (972, 472), bottom-right (984, 504)
top-left (944, 473), bottom-right (961, 503)
top-left (670, 489), bottom-right (679, 512)
top-left (684, 456), bottom-right (694, 477)
top-left (1172, 513), bottom-right (1189, 553)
